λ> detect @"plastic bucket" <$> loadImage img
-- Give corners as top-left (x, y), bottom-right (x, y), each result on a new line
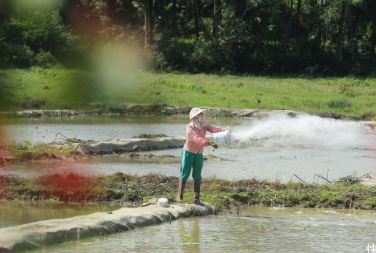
top-left (213, 131), bottom-right (231, 146)
top-left (157, 198), bottom-right (169, 207)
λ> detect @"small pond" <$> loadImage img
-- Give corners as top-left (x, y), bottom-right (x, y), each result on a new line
top-left (0, 201), bottom-right (121, 229)
top-left (1, 114), bottom-right (375, 183)
top-left (31, 206), bottom-right (376, 253)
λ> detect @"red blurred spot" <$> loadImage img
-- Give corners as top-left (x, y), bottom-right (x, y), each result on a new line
top-left (0, 116), bottom-right (5, 145)
top-left (67, 1), bottom-right (123, 36)
top-left (39, 172), bottom-right (99, 201)
top-left (0, 116), bottom-right (13, 166)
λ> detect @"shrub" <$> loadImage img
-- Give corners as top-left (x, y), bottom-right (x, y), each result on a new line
top-left (1, 43), bottom-right (35, 68)
top-left (363, 198), bottom-right (376, 208)
top-left (300, 193), bottom-right (312, 201)
top-left (0, 10), bottom-right (75, 68)
top-left (34, 50), bottom-right (59, 68)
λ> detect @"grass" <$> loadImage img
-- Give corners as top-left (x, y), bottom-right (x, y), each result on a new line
top-left (6, 141), bottom-right (83, 161)
top-left (1, 68), bottom-right (376, 119)
top-left (1, 172), bottom-right (376, 211)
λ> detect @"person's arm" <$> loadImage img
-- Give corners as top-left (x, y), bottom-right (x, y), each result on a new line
top-left (206, 124), bottom-right (226, 133)
top-left (187, 126), bottom-right (209, 147)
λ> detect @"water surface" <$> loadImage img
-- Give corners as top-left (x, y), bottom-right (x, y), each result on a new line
top-left (32, 206), bottom-right (376, 253)
top-left (0, 201), bottom-right (121, 229)
top-left (1, 114), bottom-right (375, 183)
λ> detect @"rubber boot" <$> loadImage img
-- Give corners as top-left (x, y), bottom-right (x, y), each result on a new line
top-left (178, 180), bottom-right (186, 202)
top-left (193, 180), bottom-right (205, 206)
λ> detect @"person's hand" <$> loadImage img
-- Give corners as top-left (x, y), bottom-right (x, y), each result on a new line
top-left (208, 140), bottom-right (218, 149)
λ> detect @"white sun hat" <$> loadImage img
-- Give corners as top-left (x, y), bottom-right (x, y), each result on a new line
top-left (189, 107), bottom-right (207, 120)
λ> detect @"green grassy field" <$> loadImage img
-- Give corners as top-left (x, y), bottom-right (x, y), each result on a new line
top-left (1, 68), bottom-right (376, 120)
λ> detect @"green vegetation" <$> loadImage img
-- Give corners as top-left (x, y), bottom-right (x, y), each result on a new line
top-left (1, 173), bottom-right (376, 211)
top-left (6, 140), bottom-right (82, 161)
top-left (0, 9), bottom-right (76, 69)
top-left (1, 1), bottom-right (376, 75)
top-left (1, 1), bottom-right (376, 119)
top-left (2, 68), bottom-right (376, 120)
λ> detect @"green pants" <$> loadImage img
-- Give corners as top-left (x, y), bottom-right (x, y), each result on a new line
top-left (180, 149), bottom-right (204, 181)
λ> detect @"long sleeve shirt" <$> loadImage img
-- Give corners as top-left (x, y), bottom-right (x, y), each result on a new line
top-left (183, 121), bottom-right (225, 154)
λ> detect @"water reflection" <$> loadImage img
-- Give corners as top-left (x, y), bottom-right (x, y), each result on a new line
top-left (34, 206), bottom-right (376, 253)
top-left (177, 218), bottom-right (201, 253)
top-left (0, 201), bottom-right (121, 228)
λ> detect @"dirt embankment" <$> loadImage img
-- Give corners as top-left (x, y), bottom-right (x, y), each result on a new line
top-left (1, 172), bottom-right (376, 211)
top-left (10, 104), bottom-right (297, 118)
top-left (0, 142), bottom-right (84, 166)
top-left (7, 104), bottom-right (376, 127)
top-left (0, 202), bottom-right (215, 252)
top-left (0, 134), bottom-right (226, 165)
top-left (117, 153), bottom-right (226, 162)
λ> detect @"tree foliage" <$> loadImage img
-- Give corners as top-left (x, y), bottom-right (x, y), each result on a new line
top-left (0, 9), bottom-right (75, 68)
top-left (0, 0), bottom-right (376, 75)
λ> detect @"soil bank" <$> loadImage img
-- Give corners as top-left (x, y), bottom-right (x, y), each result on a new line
top-left (1, 173), bottom-right (376, 211)
top-left (0, 203), bottom-right (215, 252)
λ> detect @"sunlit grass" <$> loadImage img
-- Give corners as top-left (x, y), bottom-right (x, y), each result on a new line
top-left (2, 68), bottom-right (376, 120)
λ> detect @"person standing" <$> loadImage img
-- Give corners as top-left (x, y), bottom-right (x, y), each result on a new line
top-left (178, 108), bottom-right (226, 205)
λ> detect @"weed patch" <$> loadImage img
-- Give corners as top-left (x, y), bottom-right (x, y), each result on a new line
top-left (327, 99), bottom-right (352, 109)
top-left (6, 142), bottom-right (83, 162)
top-left (1, 173), bottom-right (375, 211)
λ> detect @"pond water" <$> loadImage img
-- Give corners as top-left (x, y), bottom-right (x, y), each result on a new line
top-left (0, 201), bottom-right (121, 229)
top-left (1, 114), bottom-right (375, 183)
top-left (31, 206), bottom-right (376, 253)
top-left (1, 115), bottom-right (375, 252)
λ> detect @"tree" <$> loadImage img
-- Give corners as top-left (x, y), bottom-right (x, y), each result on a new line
top-left (144, 0), bottom-right (153, 46)
top-left (0, 0), bottom-right (12, 22)
top-left (370, 0), bottom-right (376, 60)
top-left (0, 10), bottom-right (75, 68)
top-left (212, 0), bottom-right (221, 40)
top-left (336, 1), bottom-right (347, 61)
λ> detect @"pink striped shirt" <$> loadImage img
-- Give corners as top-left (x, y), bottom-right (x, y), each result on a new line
top-left (183, 121), bottom-right (225, 154)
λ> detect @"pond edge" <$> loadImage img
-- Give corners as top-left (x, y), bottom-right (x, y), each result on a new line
top-left (0, 203), bottom-right (215, 252)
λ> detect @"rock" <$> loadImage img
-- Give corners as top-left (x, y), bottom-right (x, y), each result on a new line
top-left (16, 110), bottom-right (78, 118)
